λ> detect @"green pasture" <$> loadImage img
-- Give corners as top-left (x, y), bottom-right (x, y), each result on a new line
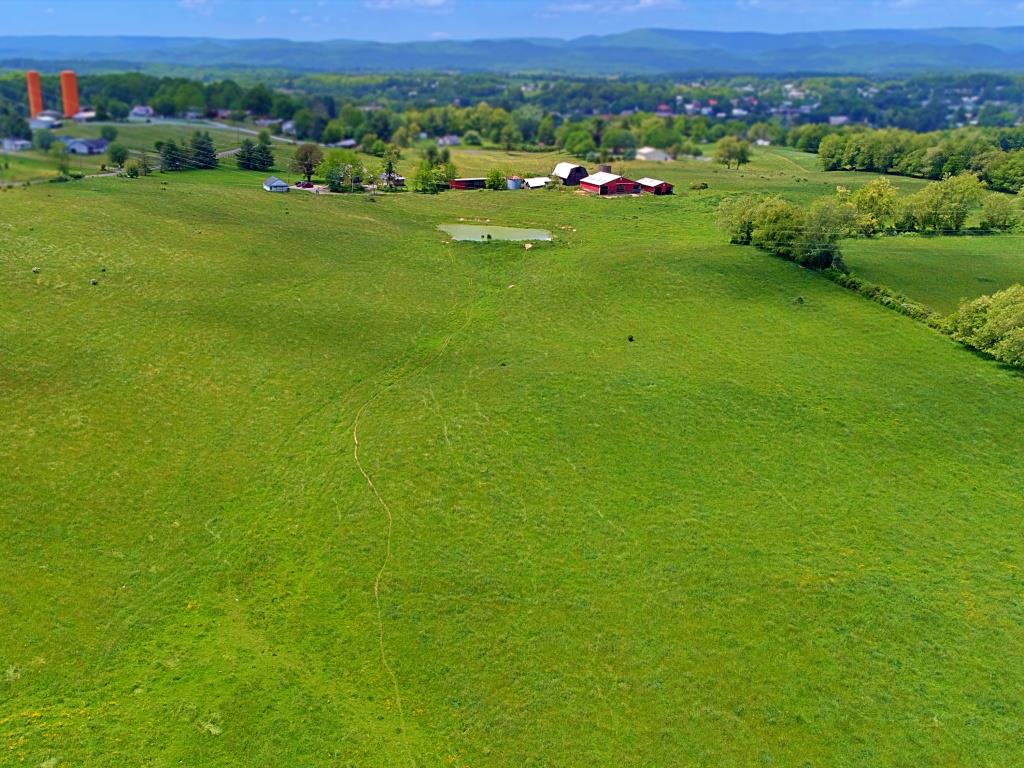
top-left (1, 148), bottom-right (1023, 767)
top-left (842, 233), bottom-right (1024, 313)
top-left (54, 121), bottom-right (243, 153)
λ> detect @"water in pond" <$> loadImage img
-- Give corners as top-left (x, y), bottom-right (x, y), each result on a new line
top-left (439, 224), bottom-right (552, 242)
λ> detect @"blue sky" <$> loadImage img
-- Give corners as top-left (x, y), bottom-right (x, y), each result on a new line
top-left (6, 0), bottom-right (1024, 41)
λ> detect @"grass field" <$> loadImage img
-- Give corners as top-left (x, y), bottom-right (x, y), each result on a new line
top-left (54, 121), bottom-right (245, 153)
top-left (2, 143), bottom-right (1023, 767)
top-left (842, 233), bottom-right (1024, 313)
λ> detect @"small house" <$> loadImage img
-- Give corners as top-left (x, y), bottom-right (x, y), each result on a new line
top-left (636, 177), bottom-right (674, 195)
top-left (130, 105), bottom-right (155, 118)
top-left (263, 176), bottom-right (290, 193)
top-left (437, 134), bottom-right (461, 147)
top-left (524, 176), bottom-right (550, 190)
top-left (579, 172), bottom-right (640, 196)
top-left (636, 146), bottom-right (672, 162)
top-left (450, 177), bottom-right (486, 190)
top-left (1, 138), bottom-right (32, 151)
top-left (29, 116), bottom-right (61, 130)
top-left (63, 138), bottom-right (108, 155)
top-left (552, 162), bottom-right (588, 186)
top-left (379, 172), bottom-right (406, 187)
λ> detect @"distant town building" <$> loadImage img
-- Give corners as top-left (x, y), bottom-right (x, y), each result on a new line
top-left (1, 138), bottom-right (32, 151)
top-left (61, 137), bottom-right (108, 155)
top-left (129, 105), bottom-right (155, 119)
top-left (635, 146), bottom-right (672, 162)
top-left (437, 134), bottom-right (461, 147)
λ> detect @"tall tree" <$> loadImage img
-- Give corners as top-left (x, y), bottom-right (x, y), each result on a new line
top-left (290, 143), bottom-right (323, 182)
top-left (189, 131), bottom-right (218, 170)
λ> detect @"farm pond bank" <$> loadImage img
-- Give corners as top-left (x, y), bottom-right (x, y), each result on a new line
top-left (439, 224), bottom-right (552, 241)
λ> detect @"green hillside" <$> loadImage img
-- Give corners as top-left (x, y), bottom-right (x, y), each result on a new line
top-left (1, 145), bottom-right (1023, 766)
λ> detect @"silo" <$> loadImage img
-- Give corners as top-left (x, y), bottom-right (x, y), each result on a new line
top-left (26, 70), bottom-right (43, 117)
top-left (60, 70), bottom-right (80, 118)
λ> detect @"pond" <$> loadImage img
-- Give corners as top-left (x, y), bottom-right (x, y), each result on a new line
top-left (438, 224), bottom-right (552, 242)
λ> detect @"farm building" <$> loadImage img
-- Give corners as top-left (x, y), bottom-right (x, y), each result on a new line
top-left (62, 137), bottom-right (108, 155)
top-left (262, 176), bottom-right (289, 193)
top-left (636, 146), bottom-right (672, 162)
top-left (579, 172), bottom-right (641, 196)
top-left (129, 104), bottom-right (154, 119)
top-left (637, 177), bottom-right (674, 195)
top-left (524, 176), bottom-right (550, 189)
top-left (437, 134), bottom-right (461, 147)
top-left (2, 138), bottom-right (32, 151)
top-left (552, 162), bottom-right (588, 186)
top-left (29, 115), bottom-right (62, 130)
top-left (450, 178), bottom-right (486, 190)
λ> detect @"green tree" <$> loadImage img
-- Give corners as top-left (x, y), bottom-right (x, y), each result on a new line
top-left (750, 196), bottom-right (804, 259)
top-left (949, 284), bottom-right (1024, 367)
top-left (159, 140), bottom-right (185, 172)
top-left (100, 125), bottom-right (119, 142)
top-left (33, 129), bottom-right (54, 151)
top-left (189, 131), bottom-right (218, 169)
top-left (716, 194), bottom-right (761, 244)
top-left (714, 136), bottom-right (751, 169)
top-left (236, 138), bottom-right (256, 170)
top-left (378, 144), bottom-right (401, 189)
top-left (797, 197), bottom-right (855, 269)
top-left (485, 168), bottom-right (506, 191)
top-left (979, 193), bottom-right (1020, 231)
top-left (107, 142), bottom-right (129, 168)
top-left (252, 133), bottom-right (275, 172)
top-left (53, 143), bottom-right (70, 177)
top-left (848, 177), bottom-right (899, 234)
top-left (290, 143), bottom-right (324, 182)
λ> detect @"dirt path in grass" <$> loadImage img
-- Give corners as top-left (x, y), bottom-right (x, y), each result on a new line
top-left (351, 252), bottom-right (475, 765)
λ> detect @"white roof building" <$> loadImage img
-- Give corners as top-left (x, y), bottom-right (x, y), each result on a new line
top-left (524, 176), bottom-right (550, 189)
top-left (580, 171), bottom-right (622, 186)
top-left (635, 146), bottom-right (672, 162)
top-left (553, 162), bottom-right (585, 179)
top-left (263, 176), bottom-right (290, 192)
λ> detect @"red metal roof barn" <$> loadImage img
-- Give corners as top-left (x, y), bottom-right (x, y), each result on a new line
top-left (636, 177), bottom-right (674, 195)
top-left (579, 172), bottom-right (641, 196)
top-left (450, 178), bottom-right (486, 190)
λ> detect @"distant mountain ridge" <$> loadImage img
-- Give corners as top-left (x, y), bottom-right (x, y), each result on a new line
top-left (3, 28), bottom-right (1024, 75)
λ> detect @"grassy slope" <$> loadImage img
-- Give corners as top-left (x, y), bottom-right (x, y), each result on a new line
top-left (842, 234), bottom-right (1024, 314)
top-left (1, 151), bottom-right (1023, 767)
top-left (53, 122), bottom-right (244, 153)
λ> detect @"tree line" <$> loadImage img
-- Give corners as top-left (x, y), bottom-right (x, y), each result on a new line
top-left (717, 174), bottom-right (1022, 271)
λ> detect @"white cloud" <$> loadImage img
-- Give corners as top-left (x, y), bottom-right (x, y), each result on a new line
top-left (544, 0), bottom-right (680, 13)
top-left (364, 0), bottom-right (452, 9)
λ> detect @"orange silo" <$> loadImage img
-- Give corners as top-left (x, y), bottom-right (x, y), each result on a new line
top-left (60, 70), bottom-right (79, 118)
top-left (26, 70), bottom-right (43, 117)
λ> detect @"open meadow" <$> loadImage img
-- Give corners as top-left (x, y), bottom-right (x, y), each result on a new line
top-left (2, 141), bottom-right (1023, 766)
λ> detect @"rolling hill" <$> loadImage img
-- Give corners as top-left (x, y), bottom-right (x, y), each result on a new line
top-left (3, 27), bottom-right (1024, 75)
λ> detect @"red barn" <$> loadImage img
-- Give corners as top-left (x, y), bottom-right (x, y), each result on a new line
top-left (450, 177), bottom-right (486, 190)
top-left (579, 171), bottom-right (640, 196)
top-left (637, 177), bottom-right (674, 195)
